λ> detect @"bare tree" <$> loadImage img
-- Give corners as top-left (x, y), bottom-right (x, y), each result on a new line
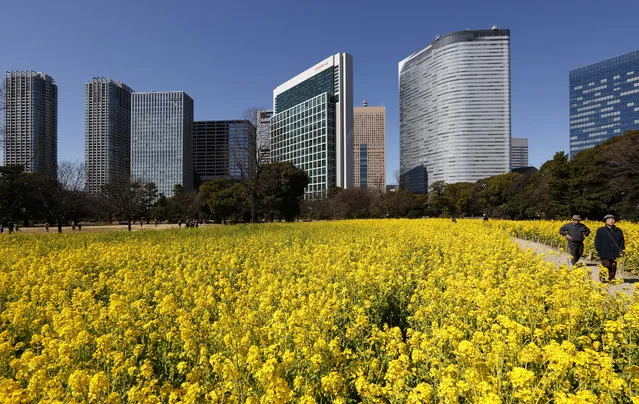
top-left (32, 160), bottom-right (86, 232)
top-left (102, 177), bottom-right (145, 231)
top-left (231, 107), bottom-right (272, 222)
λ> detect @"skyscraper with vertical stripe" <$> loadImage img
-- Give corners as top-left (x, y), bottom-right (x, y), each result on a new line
top-left (85, 78), bottom-right (133, 194)
top-left (399, 28), bottom-right (511, 193)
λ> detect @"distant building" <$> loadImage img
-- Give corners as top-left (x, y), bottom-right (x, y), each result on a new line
top-left (569, 50), bottom-right (639, 157)
top-left (354, 101), bottom-right (385, 190)
top-left (271, 53), bottom-right (353, 198)
top-left (511, 137), bottom-right (529, 170)
top-left (3, 71), bottom-right (57, 177)
top-left (399, 28), bottom-right (511, 193)
top-left (193, 120), bottom-right (255, 187)
top-left (256, 110), bottom-right (272, 165)
top-left (85, 78), bottom-right (133, 194)
top-left (131, 91), bottom-right (194, 197)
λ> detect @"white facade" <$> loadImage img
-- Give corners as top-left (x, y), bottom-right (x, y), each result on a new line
top-left (399, 29), bottom-right (511, 193)
top-left (271, 53), bottom-right (353, 197)
top-left (131, 91), bottom-right (194, 197)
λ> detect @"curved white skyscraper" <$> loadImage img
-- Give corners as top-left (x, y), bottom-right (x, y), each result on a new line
top-left (399, 28), bottom-right (511, 193)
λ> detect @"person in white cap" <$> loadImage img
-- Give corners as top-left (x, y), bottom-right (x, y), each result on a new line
top-left (594, 214), bottom-right (625, 282)
top-left (559, 215), bottom-right (591, 265)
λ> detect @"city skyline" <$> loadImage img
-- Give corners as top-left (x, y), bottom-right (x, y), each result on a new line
top-left (2, 0), bottom-right (639, 184)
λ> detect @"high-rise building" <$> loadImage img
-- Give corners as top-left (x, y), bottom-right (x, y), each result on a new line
top-left (569, 50), bottom-right (639, 157)
top-left (271, 53), bottom-right (353, 198)
top-left (511, 137), bottom-right (529, 169)
top-left (85, 78), bottom-right (133, 194)
top-left (354, 101), bottom-right (385, 190)
top-left (131, 91), bottom-right (194, 197)
top-left (399, 28), bottom-right (511, 193)
top-left (3, 71), bottom-right (57, 177)
top-left (193, 120), bottom-right (255, 187)
top-left (256, 109), bottom-right (273, 165)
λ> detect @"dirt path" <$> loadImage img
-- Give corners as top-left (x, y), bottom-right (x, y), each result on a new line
top-left (513, 237), bottom-right (638, 297)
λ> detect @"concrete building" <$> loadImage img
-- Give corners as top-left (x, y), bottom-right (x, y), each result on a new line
top-left (271, 53), bottom-right (353, 198)
top-left (256, 109), bottom-right (272, 165)
top-left (3, 71), bottom-right (57, 177)
top-left (131, 91), bottom-right (194, 197)
top-left (85, 78), bottom-right (133, 194)
top-left (511, 137), bottom-right (529, 169)
top-left (399, 28), bottom-right (511, 193)
top-left (569, 50), bottom-right (639, 157)
top-left (193, 120), bottom-right (255, 187)
top-left (354, 101), bottom-right (385, 190)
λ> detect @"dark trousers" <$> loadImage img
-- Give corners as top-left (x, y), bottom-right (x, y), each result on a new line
top-left (600, 259), bottom-right (617, 282)
top-left (567, 241), bottom-right (584, 264)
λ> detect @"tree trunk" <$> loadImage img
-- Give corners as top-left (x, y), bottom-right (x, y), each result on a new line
top-left (57, 219), bottom-right (62, 233)
top-left (128, 218), bottom-right (132, 231)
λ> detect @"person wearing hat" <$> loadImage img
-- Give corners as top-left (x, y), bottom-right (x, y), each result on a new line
top-left (559, 215), bottom-right (591, 265)
top-left (594, 214), bottom-right (625, 282)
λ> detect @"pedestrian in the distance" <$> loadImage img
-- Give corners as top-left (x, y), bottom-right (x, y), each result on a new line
top-left (559, 215), bottom-right (591, 265)
top-left (594, 214), bottom-right (625, 282)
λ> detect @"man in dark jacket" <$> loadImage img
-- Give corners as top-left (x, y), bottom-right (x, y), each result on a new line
top-left (559, 215), bottom-right (591, 265)
top-left (594, 214), bottom-right (625, 282)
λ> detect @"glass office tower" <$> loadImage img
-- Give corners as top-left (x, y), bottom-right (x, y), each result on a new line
top-left (399, 29), bottom-right (511, 193)
top-left (271, 53), bottom-right (353, 198)
top-left (131, 91), bottom-right (194, 197)
top-left (511, 137), bottom-right (529, 169)
top-left (192, 120), bottom-right (255, 187)
top-left (569, 50), bottom-right (639, 157)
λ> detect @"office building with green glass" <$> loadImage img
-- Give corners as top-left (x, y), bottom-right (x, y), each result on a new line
top-left (271, 53), bottom-right (353, 198)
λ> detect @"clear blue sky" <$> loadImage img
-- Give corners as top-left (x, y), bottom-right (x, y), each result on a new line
top-left (2, 0), bottom-right (639, 183)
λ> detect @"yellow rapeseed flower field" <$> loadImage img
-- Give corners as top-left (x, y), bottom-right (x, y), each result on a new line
top-left (0, 219), bottom-right (638, 403)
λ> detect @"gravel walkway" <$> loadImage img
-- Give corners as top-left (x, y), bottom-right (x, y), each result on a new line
top-left (513, 237), bottom-right (638, 297)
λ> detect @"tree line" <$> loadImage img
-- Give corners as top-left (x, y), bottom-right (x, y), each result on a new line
top-left (2, 130), bottom-right (637, 229)
top-left (303, 130), bottom-right (639, 222)
top-left (0, 161), bottom-right (308, 232)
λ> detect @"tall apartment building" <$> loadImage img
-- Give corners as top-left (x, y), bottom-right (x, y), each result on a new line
top-left (271, 53), bottom-right (353, 198)
top-left (3, 71), bottom-right (57, 177)
top-left (193, 120), bottom-right (255, 187)
top-left (569, 50), bottom-right (639, 157)
top-left (131, 91), bottom-right (194, 197)
top-left (85, 78), bottom-right (133, 194)
top-left (354, 101), bottom-right (385, 190)
top-left (511, 137), bottom-right (529, 169)
top-left (399, 28), bottom-right (511, 193)
top-left (256, 109), bottom-right (273, 165)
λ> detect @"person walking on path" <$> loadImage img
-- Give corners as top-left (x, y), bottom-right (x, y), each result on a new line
top-left (594, 214), bottom-right (625, 282)
top-left (559, 215), bottom-right (591, 265)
